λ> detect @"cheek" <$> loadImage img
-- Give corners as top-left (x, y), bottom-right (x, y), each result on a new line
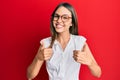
top-left (67, 20), bottom-right (72, 26)
top-left (64, 24), bottom-right (71, 30)
top-left (65, 22), bottom-right (72, 28)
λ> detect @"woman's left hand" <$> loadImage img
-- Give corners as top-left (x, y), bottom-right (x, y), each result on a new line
top-left (73, 49), bottom-right (93, 66)
top-left (73, 43), bottom-right (102, 78)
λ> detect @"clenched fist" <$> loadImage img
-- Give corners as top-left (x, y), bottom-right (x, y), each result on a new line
top-left (36, 41), bottom-right (53, 61)
top-left (73, 48), bottom-right (93, 66)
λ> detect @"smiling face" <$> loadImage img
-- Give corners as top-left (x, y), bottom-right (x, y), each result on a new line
top-left (52, 6), bottom-right (72, 34)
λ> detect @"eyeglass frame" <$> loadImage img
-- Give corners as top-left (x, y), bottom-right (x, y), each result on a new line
top-left (52, 14), bottom-right (72, 22)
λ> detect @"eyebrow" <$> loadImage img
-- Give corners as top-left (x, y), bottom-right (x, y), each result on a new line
top-left (54, 13), bottom-right (71, 16)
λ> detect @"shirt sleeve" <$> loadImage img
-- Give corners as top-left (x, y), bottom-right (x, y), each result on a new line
top-left (39, 37), bottom-right (51, 48)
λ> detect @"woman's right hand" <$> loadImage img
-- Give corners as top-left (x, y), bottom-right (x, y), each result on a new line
top-left (36, 41), bottom-right (53, 61)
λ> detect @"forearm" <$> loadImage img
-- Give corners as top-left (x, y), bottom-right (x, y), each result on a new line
top-left (88, 60), bottom-right (101, 78)
top-left (27, 56), bottom-right (44, 80)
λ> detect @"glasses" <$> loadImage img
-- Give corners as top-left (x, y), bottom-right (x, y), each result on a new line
top-left (53, 14), bottom-right (72, 22)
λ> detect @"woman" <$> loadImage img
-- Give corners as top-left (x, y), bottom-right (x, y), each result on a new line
top-left (27, 2), bottom-right (101, 80)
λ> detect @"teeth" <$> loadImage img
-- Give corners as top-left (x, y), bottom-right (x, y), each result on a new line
top-left (56, 24), bottom-right (63, 28)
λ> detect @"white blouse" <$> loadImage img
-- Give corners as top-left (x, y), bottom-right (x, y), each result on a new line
top-left (40, 34), bottom-right (86, 80)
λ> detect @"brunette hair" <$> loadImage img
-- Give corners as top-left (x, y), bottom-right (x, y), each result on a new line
top-left (50, 2), bottom-right (78, 48)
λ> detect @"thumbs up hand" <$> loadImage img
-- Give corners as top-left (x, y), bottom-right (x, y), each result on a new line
top-left (36, 41), bottom-right (53, 61)
top-left (73, 46), bottom-right (93, 66)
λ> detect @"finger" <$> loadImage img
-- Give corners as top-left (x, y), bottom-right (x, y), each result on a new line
top-left (44, 56), bottom-right (51, 60)
top-left (44, 49), bottom-right (53, 54)
top-left (73, 56), bottom-right (83, 63)
top-left (45, 48), bottom-right (53, 52)
top-left (44, 54), bottom-right (52, 60)
top-left (73, 50), bottom-right (77, 56)
top-left (73, 53), bottom-right (78, 57)
top-left (74, 50), bottom-right (80, 53)
top-left (40, 41), bottom-right (45, 49)
top-left (43, 53), bottom-right (52, 57)
top-left (73, 50), bottom-right (78, 53)
top-left (43, 50), bottom-right (53, 55)
top-left (81, 44), bottom-right (86, 52)
top-left (77, 60), bottom-right (85, 64)
top-left (73, 56), bottom-right (77, 61)
top-left (73, 56), bottom-right (80, 62)
top-left (73, 51), bottom-right (80, 57)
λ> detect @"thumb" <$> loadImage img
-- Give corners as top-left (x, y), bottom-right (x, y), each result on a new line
top-left (40, 41), bottom-right (45, 49)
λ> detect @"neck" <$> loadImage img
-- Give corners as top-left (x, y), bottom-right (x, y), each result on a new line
top-left (57, 32), bottom-right (71, 44)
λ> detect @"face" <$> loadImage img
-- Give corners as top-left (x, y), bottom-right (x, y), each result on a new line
top-left (53, 6), bottom-right (72, 34)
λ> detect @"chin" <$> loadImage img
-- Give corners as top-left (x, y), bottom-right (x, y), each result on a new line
top-left (55, 28), bottom-right (64, 33)
top-left (56, 30), bottom-right (64, 33)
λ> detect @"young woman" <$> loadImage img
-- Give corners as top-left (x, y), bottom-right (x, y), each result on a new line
top-left (27, 2), bottom-right (101, 80)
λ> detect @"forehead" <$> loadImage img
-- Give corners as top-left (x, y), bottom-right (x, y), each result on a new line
top-left (55, 6), bottom-right (71, 15)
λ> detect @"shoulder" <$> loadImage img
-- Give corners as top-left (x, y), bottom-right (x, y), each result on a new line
top-left (40, 37), bottom-right (51, 48)
top-left (72, 34), bottom-right (87, 41)
top-left (72, 35), bottom-right (87, 50)
top-left (40, 37), bottom-right (51, 43)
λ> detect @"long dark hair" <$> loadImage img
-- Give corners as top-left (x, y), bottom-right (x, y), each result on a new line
top-left (50, 2), bottom-right (78, 48)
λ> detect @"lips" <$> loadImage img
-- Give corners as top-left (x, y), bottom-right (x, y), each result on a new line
top-left (56, 24), bottom-right (64, 29)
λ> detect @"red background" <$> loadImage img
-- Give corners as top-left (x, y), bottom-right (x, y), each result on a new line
top-left (0, 0), bottom-right (120, 80)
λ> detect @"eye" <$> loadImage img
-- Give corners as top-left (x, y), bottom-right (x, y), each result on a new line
top-left (53, 14), bottom-right (59, 20)
top-left (53, 14), bottom-right (59, 17)
top-left (62, 16), bottom-right (69, 19)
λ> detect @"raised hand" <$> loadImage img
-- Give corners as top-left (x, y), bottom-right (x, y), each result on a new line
top-left (36, 41), bottom-right (53, 61)
top-left (73, 45), bottom-right (93, 66)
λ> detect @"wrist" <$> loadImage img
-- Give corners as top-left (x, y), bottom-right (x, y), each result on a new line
top-left (35, 55), bottom-right (44, 61)
top-left (88, 61), bottom-right (99, 70)
top-left (88, 59), bottom-right (95, 68)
